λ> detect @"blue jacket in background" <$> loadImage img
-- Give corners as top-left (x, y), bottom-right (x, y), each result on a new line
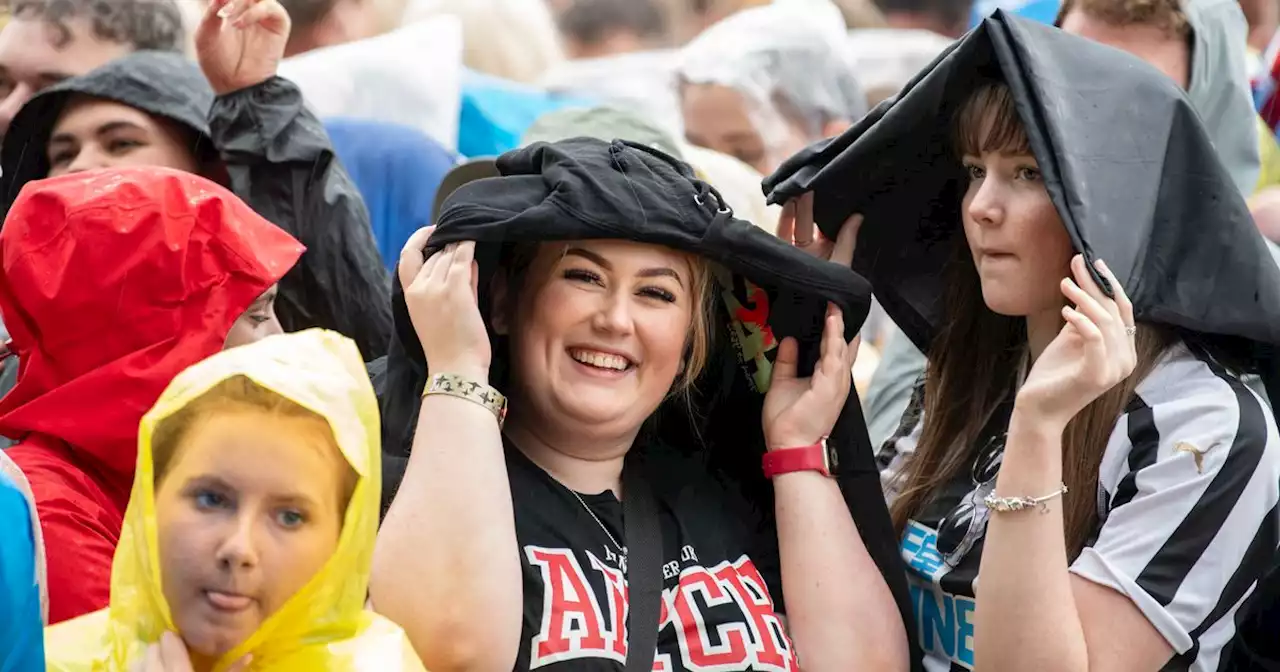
top-left (458, 69), bottom-right (595, 158)
top-left (0, 470), bottom-right (43, 671)
top-left (325, 118), bottom-right (457, 269)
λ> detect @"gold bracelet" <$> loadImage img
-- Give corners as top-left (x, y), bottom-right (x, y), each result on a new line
top-left (983, 483), bottom-right (1068, 514)
top-left (422, 373), bottom-right (507, 427)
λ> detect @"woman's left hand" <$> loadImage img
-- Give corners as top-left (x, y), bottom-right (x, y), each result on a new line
top-left (1016, 255), bottom-right (1138, 429)
top-left (195, 0), bottom-right (291, 96)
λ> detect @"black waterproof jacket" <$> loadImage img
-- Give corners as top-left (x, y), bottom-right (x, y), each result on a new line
top-left (377, 137), bottom-right (921, 668)
top-left (763, 11), bottom-right (1280, 668)
top-left (0, 51), bottom-right (392, 360)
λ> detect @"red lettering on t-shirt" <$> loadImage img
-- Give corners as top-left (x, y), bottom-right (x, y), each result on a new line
top-left (672, 565), bottom-right (752, 668)
top-left (735, 285), bottom-right (778, 350)
top-left (527, 547), bottom-right (612, 666)
top-left (590, 552), bottom-right (629, 658)
top-left (715, 559), bottom-right (797, 671)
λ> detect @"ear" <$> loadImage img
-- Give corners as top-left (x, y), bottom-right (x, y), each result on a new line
top-left (822, 119), bottom-right (851, 138)
top-left (490, 272), bottom-right (511, 336)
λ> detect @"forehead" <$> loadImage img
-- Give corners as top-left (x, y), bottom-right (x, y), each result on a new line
top-left (55, 96), bottom-right (156, 130)
top-left (1059, 10), bottom-right (1190, 86)
top-left (544, 239), bottom-right (694, 272)
top-left (167, 410), bottom-right (348, 495)
top-left (0, 17), bottom-right (131, 80)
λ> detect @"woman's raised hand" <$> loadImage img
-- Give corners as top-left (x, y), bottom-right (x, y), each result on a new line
top-left (397, 227), bottom-right (492, 381)
top-left (1016, 255), bottom-right (1138, 429)
top-left (777, 191), bottom-right (864, 263)
top-left (762, 209), bottom-right (861, 451)
top-left (195, 0), bottom-right (290, 96)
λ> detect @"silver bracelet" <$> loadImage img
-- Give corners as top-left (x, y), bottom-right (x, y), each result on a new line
top-left (983, 483), bottom-right (1068, 514)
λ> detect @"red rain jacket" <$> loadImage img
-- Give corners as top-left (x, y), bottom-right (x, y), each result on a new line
top-left (0, 167), bottom-right (303, 624)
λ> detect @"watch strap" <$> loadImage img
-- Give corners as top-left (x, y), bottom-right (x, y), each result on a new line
top-left (762, 440), bottom-right (833, 478)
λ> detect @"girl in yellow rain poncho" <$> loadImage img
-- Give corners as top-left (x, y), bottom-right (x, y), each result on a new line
top-left (44, 329), bottom-right (425, 671)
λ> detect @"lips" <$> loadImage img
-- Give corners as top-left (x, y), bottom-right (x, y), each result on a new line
top-left (568, 347), bottom-right (635, 372)
top-left (204, 590), bottom-right (254, 613)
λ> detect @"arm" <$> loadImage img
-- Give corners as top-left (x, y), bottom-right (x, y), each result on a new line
top-left (197, 0), bottom-right (392, 359)
top-left (369, 233), bottom-right (523, 671)
top-left (209, 79), bottom-right (392, 358)
top-left (774, 469), bottom-right (909, 671)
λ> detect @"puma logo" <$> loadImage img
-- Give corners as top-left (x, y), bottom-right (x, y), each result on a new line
top-left (1174, 441), bottom-right (1210, 474)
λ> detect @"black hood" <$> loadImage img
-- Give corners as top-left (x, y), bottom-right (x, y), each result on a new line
top-left (764, 12), bottom-right (1280, 371)
top-left (377, 137), bottom-right (919, 666)
top-left (1, 51), bottom-right (214, 213)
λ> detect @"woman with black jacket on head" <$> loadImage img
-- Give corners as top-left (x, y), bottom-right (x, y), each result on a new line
top-left (766, 12), bottom-right (1280, 672)
top-left (371, 137), bottom-right (916, 671)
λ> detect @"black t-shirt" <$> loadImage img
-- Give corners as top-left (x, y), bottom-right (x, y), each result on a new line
top-left (507, 443), bottom-right (796, 671)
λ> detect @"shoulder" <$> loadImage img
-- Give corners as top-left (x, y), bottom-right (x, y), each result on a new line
top-left (1098, 340), bottom-right (1280, 497)
top-left (43, 609), bottom-right (111, 670)
top-left (1125, 342), bottom-right (1275, 458)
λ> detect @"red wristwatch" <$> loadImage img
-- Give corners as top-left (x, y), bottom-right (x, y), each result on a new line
top-left (762, 437), bottom-right (838, 478)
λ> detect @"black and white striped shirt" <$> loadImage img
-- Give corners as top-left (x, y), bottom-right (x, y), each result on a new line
top-left (878, 341), bottom-right (1280, 672)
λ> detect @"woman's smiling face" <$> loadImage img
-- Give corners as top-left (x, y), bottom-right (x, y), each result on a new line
top-left (501, 239), bottom-right (700, 436)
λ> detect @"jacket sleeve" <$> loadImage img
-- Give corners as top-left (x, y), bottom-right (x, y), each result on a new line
top-left (209, 76), bottom-right (393, 360)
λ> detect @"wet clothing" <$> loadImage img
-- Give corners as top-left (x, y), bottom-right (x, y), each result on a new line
top-left (44, 329), bottom-right (425, 671)
top-left (0, 51), bottom-right (392, 360)
top-left (0, 167), bottom-right (302, 624)
top-left (765, 11), bottom-right (1280, 668)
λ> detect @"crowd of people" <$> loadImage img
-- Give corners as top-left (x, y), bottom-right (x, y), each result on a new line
top-left (0, 0), bottom-right (1278, 670)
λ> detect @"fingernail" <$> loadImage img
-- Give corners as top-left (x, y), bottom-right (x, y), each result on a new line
top-left (217, 2), bottom-right (235, 18)
top-left (1095, 259), bottom-right (1108, 271)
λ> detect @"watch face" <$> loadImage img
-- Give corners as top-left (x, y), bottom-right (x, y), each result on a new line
top-left (824, 438), bottom-right (838, 476)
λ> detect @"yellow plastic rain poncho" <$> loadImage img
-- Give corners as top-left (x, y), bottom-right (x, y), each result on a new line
top-left (44, 329), bottom-right (426, 671)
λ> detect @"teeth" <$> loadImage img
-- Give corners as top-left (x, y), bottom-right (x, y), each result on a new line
top-left (570, 349), bottom-right (630, 371)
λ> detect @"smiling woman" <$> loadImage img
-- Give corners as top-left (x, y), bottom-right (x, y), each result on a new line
top-left (371, 137), bottom-right (914, 672)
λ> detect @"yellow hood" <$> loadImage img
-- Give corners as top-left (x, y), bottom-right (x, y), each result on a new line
top-left (45, 329), bottom-right (425, 671)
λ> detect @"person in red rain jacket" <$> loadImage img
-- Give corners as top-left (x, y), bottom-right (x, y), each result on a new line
top-left (0, 166), bottom-right (304, 624)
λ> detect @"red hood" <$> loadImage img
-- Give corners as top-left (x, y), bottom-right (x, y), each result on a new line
top-left (0, 167), bottom-right (304, 493)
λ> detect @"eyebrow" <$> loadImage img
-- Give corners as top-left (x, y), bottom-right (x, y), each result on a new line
top-left (49, 120), bottom-right (147, 145)
top-left (565, 247), bottom-right (686, 287)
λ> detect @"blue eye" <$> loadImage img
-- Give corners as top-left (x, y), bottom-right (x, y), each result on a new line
top-left (275, 509), bottom-right (307, 529)
top-left (193, 490), bottom-right (228, 510)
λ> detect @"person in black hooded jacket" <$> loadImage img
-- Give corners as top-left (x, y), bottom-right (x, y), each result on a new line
top-left (765, 12), bottom-right (1280, 672)
top-left (0, 0), bottom-right (392, 361)
top-left (370, 137), bottom-right (916, 671)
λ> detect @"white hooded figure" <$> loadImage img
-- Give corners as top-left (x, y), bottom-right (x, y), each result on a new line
top-left (677, 0), bottom-right (870, 176)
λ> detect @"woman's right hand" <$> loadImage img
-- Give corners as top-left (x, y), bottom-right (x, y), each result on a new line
top-left (777, 192), bottom-right (864, 262)
top-left (398, 227), bottom-right (491, 380)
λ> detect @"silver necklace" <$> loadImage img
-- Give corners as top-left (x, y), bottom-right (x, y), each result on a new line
top-left (568, 488), bottom-right (627, 557)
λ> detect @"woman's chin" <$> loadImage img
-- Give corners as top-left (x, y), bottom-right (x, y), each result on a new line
top-left (552, 393), bottom-right (654, 430)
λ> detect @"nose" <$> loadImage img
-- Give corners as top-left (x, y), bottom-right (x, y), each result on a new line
top-left (0, 86), bottom-right (33, 139)
top-left (591, 290), bottom-right (635, 336)
top-left (215, 511), bottom-right (260, 571)
top-left (966, 175), bottom-right (1004, 228)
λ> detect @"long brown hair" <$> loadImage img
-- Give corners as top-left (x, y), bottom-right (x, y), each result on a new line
top-left (887, 82), bottom-right (1176, 557)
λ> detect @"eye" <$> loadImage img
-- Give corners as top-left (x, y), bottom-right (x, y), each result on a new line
top-left (107, 137), bottom-right (144, 155)
top-left (639, 286), bottom-right (677, 303)
top-left (193, 489), bottom-right (229, 511)
top-left (963, 162), bottom-right (985, 180)
top-left (1016, 166), bottom-right (1042, 181)
top-left (48, 149), bottom-right (76, 168)
top-left (247, 312), bottom-right (272, 326)
top-left (275, 509), bottom-right (307, 529)
top-left (563, 268), bottom-right (603, 286)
